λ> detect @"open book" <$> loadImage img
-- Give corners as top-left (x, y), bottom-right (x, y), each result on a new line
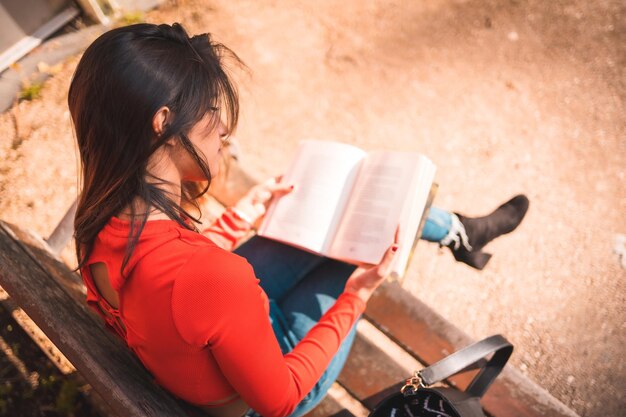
top-left (258, 140), bottom-right (436, 280)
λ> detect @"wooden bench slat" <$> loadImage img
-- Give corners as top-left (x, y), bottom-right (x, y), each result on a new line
top-left (365, 281), bottom-right (474, 387)
top-left (336, 332), bottom-right (413, 411)
top-left (3, 222), bottom-right (86, 305)
top-left (365, 281), bottom-right (579, 417)
top-left (46, 199), bottom-right (77, 255)
top-left (0, 221), bottom-right (189, 417)
top-left (304, 395), bottom-right (357, 417)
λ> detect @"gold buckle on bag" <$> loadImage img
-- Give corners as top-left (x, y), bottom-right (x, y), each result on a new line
top-left (400, 371), bottom-right (426, 395)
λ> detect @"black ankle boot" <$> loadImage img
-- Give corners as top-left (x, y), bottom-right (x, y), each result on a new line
top-left (446, 194), bottom-right (529, 270)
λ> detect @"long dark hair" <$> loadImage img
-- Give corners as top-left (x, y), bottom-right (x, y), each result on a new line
top-left (69, 23), bottom-right (241, 273)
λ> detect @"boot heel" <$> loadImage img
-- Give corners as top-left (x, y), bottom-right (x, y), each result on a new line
top-left (462, 251), bottom-right (492, 270)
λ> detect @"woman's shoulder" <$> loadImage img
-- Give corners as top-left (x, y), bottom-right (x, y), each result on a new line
top-left (94, 217), bottom-right (247, 282)
top-left (99, 216), bottom-right (220, 255)
top-left (133, 220), bottom-right (256, 282)
top-left (134, 221), bottom-right (253, 275)
top-left (172, 235), bottom-right (255, 281)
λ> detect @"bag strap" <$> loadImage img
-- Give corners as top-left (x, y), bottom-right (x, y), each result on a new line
top-left (419, 334), bottom-right (513, 398)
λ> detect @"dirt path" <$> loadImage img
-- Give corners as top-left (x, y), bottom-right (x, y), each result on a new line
top-left (0, 1), bottom-right (624, 416)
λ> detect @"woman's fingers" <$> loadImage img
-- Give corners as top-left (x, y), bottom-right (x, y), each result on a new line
top-left (272, 183), bottom-right (295, 196)
top-left (376, 242), bottom-right (399, 278)
top-left (251, 177), bottom-right (294, 203)
top-left (257, 189), bottom-right (273, 201)
top-left (269, 179), bottom-right (295, 193)
top-left (263, 176), bottom-right (295, 198)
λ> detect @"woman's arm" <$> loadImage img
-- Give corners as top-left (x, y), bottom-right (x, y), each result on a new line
top-left (201, 176), bottom-right (294, 251)
top-left (171, 247), bottom-right (364, 417)
top-left (201, 208), bottom-right (254, 251)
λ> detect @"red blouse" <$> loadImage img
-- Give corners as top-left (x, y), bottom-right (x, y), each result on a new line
top-left (80, 208), bottom-right (365, 417)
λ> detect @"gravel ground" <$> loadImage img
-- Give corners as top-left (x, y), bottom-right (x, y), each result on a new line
top-left (0, 1), bottom-right (624, 416)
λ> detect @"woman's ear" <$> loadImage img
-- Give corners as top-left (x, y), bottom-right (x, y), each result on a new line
top-left (152, 106), bottom-right (170, 138)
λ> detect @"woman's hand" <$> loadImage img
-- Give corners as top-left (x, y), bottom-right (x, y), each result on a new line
top-left (232, 176), bottom-right (294, 227)
top-left (344, 226), bottom-right (400, 303)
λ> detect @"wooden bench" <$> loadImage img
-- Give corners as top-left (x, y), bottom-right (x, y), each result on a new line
top-left (0, 161), bottom-right (579, 417)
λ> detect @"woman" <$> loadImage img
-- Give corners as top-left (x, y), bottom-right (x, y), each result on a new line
top-left (70, 22), bottom-right (527, 417)
top-left (70, 22), bottom-right (397, 417)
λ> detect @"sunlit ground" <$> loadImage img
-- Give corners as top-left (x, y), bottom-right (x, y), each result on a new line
top-left (0, 1), bottom-right (623, 415)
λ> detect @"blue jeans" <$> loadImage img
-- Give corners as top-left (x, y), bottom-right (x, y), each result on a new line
top-left (421, 206), bottom-right (452, 243)
top-left (231, 206), bottom-right (453, 416)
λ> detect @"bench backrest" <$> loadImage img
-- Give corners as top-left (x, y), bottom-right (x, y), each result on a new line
top-left (0, 221), bottom-right (190, 417)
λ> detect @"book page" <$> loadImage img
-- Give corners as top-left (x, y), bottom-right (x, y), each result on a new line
top-left (258, 140), bottom-right (367, 253)
top-left (328, 151), bottom-right (427, 264)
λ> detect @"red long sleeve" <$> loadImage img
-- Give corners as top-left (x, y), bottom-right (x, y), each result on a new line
top-left (172, 247), bottom-right (364, 416)
top-left (82, 216), bottom-right (364, 417)
top-left (201, 207), bottom-right (253, 251)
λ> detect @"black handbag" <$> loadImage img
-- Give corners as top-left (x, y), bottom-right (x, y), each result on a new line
top-left (368, 335), bottom-right (513, 417)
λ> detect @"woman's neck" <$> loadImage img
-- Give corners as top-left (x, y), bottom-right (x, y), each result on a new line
top-left (116, 197), bottom-right (178, 222)
top-left (117, 148), bottom-right (184, 221)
